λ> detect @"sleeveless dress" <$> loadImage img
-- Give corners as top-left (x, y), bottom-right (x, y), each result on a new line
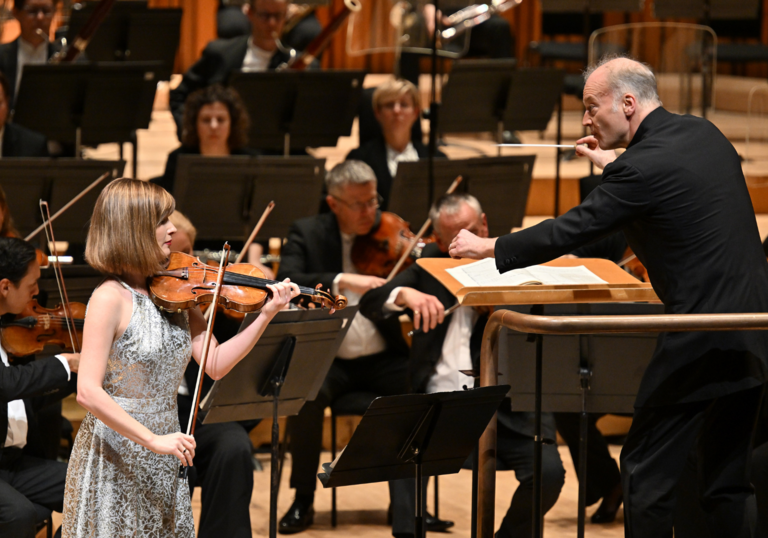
top-left (62, 282), bottom-right (195, 537)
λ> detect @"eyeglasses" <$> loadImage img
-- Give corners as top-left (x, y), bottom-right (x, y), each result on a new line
top-left (22, 6), bottom-right (54, 17)
top-left (254, 10), bottom-right (286, 22)
top-left (332, 193), bottom-right (382, 212)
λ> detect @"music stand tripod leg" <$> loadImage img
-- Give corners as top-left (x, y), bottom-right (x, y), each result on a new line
top-left (577, 365), bottom-right (592, 538)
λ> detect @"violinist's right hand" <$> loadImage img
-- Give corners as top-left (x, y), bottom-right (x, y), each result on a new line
top-left (60, 353), bottom-right (80, 374)
top-left (396, 288), bottom-right (445, 332)
top-left (148, 432), bottom-right (196, 467)
top-left (338, 274), bottom-right (386, 295)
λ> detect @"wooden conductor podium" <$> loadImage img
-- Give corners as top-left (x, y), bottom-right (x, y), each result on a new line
top-left (416, 257), bottom-right (658, 538)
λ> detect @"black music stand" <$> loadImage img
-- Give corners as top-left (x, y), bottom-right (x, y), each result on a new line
top-left (387, 155), bottom-right (534, 237)
top-left (173, 156), bottom-right (325, 241)
top-left (497, 303), bottom-right (662, 538)
top-left (318, 386), bottom-right (509, 538)
top-left (67, 2), bottom-right (182, 81)
top-left (0, 159), bottom-right (124, 245)
top-left (200, 306), bottom-right (357, 538)
top-left (13, 62), bottom-right (160, 176)
top-left (228, 70), bottom-right (366, 154)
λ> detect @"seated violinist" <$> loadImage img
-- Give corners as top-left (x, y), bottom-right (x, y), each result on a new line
top-left (276, 160), bottom-right (452, 536)
top-left (154, 84), bottom-right (258, 195)
top-left (0, 72), bottom-right (47, 158)
top-left (346, 79), bottom-right (445, 210)
top-left (170, 0), bottom-right (319, 139)
top-left (359, 193), bottom-right (565, 538)
top-left (0, 236), bottom-right (79, 538)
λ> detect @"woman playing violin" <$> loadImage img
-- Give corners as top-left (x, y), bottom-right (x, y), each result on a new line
top-left (62, 178), bottom-right (299, 538)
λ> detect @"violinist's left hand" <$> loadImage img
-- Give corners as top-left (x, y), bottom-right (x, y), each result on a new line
top-left (262, 279), bottom-right (300, 318)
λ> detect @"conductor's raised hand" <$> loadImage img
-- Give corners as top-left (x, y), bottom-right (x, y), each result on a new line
top-left (574, 136), bottom-right (618, 170)
top-left (263, 279), bottom-right (301, 318)
top-left (149, 432), bottom-right (196, 467)
top-left (449, 229), bottom-right (497, 260)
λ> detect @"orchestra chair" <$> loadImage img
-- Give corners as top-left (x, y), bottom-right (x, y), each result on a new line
top-left (329, 391), bottom-right (441, 527)
top-left (33, 504), bottom-right (53, 538)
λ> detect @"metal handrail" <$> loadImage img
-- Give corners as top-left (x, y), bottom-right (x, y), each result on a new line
top-left (476, 309), bottom-right (768, 538)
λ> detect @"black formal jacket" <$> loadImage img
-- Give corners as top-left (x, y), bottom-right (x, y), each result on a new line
top-left (358, 243), bottom-right (556, 439)
top-left (153, 145), bottom-right (260, 194)
top-left (495, 107), bottom-right (768, 408)
top-left (345, 136), bottom-right (447, 210)
top-left (2, 122), bottom-right (48, 158)
top-left (169, 35), bottom-right (292, 139)
top-left (0, 38), bottom-right (57, 106)
top-left (0, 354), bottom-right (74, 453)
top-left (276, 211), bottom-right (409, 357)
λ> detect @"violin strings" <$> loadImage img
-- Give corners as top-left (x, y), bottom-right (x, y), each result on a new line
top-left (181, 267), bottom-right (322, 296)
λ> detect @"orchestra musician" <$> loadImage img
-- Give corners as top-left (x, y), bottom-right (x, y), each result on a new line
top-left (449, 56), bottom-right (768, 537)
top-left (154, 84), bottom-right (258, 195)
top-left (0, 236), bottom-right (79, 538)
top-left (346, 79), bottom-right (446, 210)
top-left (359, 193), bottom-right (565, 538)
top-left (166, 210), bottom-right (262, 538)
top-left (276, 161), bottom-right (452, 536)
top-left (170, 0), bottom-right (317, 140)
top-left (0, 72), bottom-right (47, 158)
top-left (61, 178), bottom-right (299, 537)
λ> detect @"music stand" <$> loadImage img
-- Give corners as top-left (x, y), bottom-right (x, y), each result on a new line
top-left (13, 62), bottom-right (160, 176)
top-left (228, 70), bottom-right (366, 154)
top-left (0, 159), bottom-right (124, 244)
top-left (387, 155), bottom-right (534, 237)
top-left (318, 386), bottom-right (509, 538)
top-left (497, 302), bottom-right (662, 538)
top-left (173, 156), bottom-right (325, 241)
top-left (67, 2), bottom-right (182, 81)
top-left (200, 306), bottom-right (357, 538)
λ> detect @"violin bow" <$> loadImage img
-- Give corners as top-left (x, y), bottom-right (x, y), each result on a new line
top-left (39, 201), bottom-right (81, 352)
top-left (182, 242), bottom-right (230, 479)
top-left (25, 172), bottom-right (111, 242)
top-left (385, 175), bottom-right (464, 282)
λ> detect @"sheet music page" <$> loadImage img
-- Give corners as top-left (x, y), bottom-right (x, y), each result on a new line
top-left (446, 258), bottom-right (607, 287)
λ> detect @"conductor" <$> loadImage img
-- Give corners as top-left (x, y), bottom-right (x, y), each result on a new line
top-left (448, 56), bottom-right (768, 538)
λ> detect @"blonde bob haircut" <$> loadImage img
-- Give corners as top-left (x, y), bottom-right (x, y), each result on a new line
top-left (372, 79), bottom-right (421, 112)
top-left (86, 178), bottom-right (175, 277)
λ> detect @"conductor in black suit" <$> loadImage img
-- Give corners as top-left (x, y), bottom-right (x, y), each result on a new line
top-left (449, 56), bottom-right (768, 537)
top-left (0, 0), bottom-right (59, 106)
top-left (170, 0), bottom-right (300, 139)
top-left (346, 79), bottom-right (446, 210)
top-left (359, 193), bottom-right (565, 538)
top-left (0, 237), bottom-right (79, 538)
top-left (0, 72), bottom-right (47, 158)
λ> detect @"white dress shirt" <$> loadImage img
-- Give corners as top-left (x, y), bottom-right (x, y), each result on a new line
top-left (0, 344), bottom-right (70, 449)
top-left (332, 232), bottom-right (387, 359)
top-left (385, 287), bottom-right (476, 393)
top-left (16, 38), bottom-right (48, 98)
top-left (386, 142), bottom-right (419, 178)
top-left (242, 40), bottom-right (273, 72)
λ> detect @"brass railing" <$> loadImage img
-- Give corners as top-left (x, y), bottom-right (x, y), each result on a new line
top-left (477, 309), bottom-right (768, 538)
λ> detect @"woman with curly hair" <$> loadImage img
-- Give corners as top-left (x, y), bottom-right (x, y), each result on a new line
top-left (154, 84), bottom-right (258, 194)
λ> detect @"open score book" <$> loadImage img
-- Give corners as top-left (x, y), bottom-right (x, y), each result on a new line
top-left (446, 258), bottom-right (608, 288)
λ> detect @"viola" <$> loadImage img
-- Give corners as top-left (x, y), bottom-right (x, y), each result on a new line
top-left (351, 212), bottom-right (434, 279)
top-left (149, 251), bottom-right (347, 314)
top-left (0, 299), bottom-right (85, 357)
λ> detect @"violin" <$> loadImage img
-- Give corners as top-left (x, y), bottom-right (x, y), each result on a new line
top-left (351, 212), bottom-right (434, 279)
top-left (150, 251), bottom-right (347, 314)
top-left (620, 247), bottom-right (649, 282)
top-left (0, 299), bottom-right (85, 357)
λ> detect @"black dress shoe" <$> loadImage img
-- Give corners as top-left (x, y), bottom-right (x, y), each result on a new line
top-left (278, 501), bottom-right (315, 534)
top-left (590, 484), bottom-right (623, 524)
top-left (425, 513), bottom-right (455, 532)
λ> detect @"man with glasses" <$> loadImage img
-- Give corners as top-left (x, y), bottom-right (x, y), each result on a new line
top-left (0, 0), bottom-right (59, 106)
top-left (276, 161), bottom-right (452, 536)
top-left (346, 79), bottom-right (446, 210)
top-left (170, 0), bottom-right (318, 140)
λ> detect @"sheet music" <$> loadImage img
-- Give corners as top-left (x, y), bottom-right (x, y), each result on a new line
top-left (446, 258), bottom-right (607, 287)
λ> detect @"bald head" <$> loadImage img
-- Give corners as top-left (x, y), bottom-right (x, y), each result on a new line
top-left (585, 56), bottom-right (662, 110)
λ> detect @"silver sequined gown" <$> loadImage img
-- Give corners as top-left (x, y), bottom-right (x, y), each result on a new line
top-left (62, 281), bottom-right (195, 537)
